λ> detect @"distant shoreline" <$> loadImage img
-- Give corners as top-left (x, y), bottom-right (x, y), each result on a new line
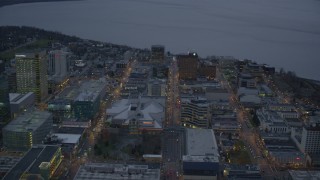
top-left (0, 0), bottom-right (80, 8)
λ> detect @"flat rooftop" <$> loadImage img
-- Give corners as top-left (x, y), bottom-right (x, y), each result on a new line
top-left (3, 145), bottom-right (59, 180)
top-left (289, 170), bottom-right (320, 180)
top-left (58, 86), bottom-right (79, 100)
top-left (53, 126), bottom-right (85, 134)
top-left (9, 92), bottom-right (34, 104)
top-left (3, 110), bottom-right (51, 132)
top-left (75, 79), bottom-right (107, 102)
top-left (75, 91), bottom-right (99, 102)
top-left (0, 156), bottom-right (21, 173)
top-left (74, 163), bottom-right (160, 180)
top-left (15, 51), bottom-right (45, 59)
top-left (186, 128), bottom-right (219, 156)
top-left (183, 155), bottom-right (219, 163)
top-left (53, 133), bottom-right (81, 144)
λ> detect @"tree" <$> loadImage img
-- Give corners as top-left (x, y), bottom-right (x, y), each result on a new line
top-left (228, 133), bottom-right (232, 140)
top-left (94, 144), bottom-right (102, 155)
top-left (252, 111), bottom-right (260, 127)
top-left (152, 67), bottom-right (157, 77)
top-left (104, 141), bottom-right (109, 147)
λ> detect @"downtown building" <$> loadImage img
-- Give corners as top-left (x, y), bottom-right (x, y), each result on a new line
top-left (3, 145), bottom-right (62, 180)
top-left (106, 96), bottom-right (165, 134)
top-left (74, 163), bottom-right (160, 180)
top-left (183, 128), bottom-right (220, 180)
top-left (150, 45), bottom-right (165, 64)
top-left (238, 73), bottom-right (256, 88)
top-left (0, 60), bottom-right (11, 124)
top-left (198, 60), bottom-right (216, 80)
top-left (177, 52), bottom-right (198, 80)
top-left (48, 78), bottom-right (107, 122)
top-left (180, 97), bottom-right (210, 128)
top-left (47, 50), bottom-right (70, 94)
top-left (292, 123), bottom-right (320, 167)
top-left (9, 92), bottom-right (35, 118)
top-left (73, 79), bottom-right (107, 120)
top-left (48, 50), bottom-right (69, 77)
top-left (15, 52), bottom-right (48, 102)
top-left (2, 110), bottom-right (53, 151)
top-left (147, 79), bottom-right (166, 96)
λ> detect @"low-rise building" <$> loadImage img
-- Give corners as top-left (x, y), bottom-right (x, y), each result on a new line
top-left (107, 96), bottom-right (165, 134)
top-left (212, 117), bottom-right (239, 132)
top-left (2, 110), bottom-right (52, 151)
top-left (237, 87), bottom-right (261, 108)
top-left (257, 109), bottom-right (289, 134)
top-left (288, 170), bottom-right (320, 180)
top-left (258, 84), bottom-right (274, 97)
top-left (183, 128), bottom-right (220, 180)
top-left (74, 163), bottom-right (160, 180)
top-left (0, 156), bottom-right (20, 179)
top-left (147, 79), bottom-right (166, 96)
top-left (205, 87), bottom-right (229, 101)
top-left (223, 164), bottom-right (261, 179)
top-left (181, 97), bottom-right (210, 128)
top-left (3, 145), bottom-right (62, 180)
top-left (49, 78), bottom-right (107, 121)
top-left (198, 61), bottom-right (216, 80)
top-left (74, 79), bottom-right (107, 120)
top-left (268, 103), bottom-right (295, 112)
top-left (9, 92), bottom-right (35, 118)
top-left (238, 73), bottom-right (256, 88)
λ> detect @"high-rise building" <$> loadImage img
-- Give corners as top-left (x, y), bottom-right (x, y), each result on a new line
top-left (293, 123), bottom-right (320, 154)
top-left (15, 52), bottom-right (48, 102)
top-left (7, 69), bottom-right (17, 93)
top-left (48, 50), bottom-right (69, 77)
top-left (151, 45), bottom-right (165, 64)
top-left (177, 52), bottom-right (198, 80)
top-left (0, 60), bottom-right (11, 124)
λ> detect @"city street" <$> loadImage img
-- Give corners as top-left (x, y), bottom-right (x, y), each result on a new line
top-left (60, 59), bottom-right (136, 179)
top-left (221, 71), bottom-right (281, 179)
top-left (162, 57), bottom-right (183, 180)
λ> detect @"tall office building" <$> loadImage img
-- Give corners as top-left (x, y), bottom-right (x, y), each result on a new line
top-left (151, 45), bottom-right (165, 64)
top-left (7, 69), bottom-right (17, 93)
top-left (48, 50), bottom-right (69, 77)
top-left (15, 51), bottom-right (48, 102)
top-left (177, 52), bottom-right (198, 80)
top-left (294, 124), bottom-right (320, 154)
top-left (0, 60), bottom-right (11, 124)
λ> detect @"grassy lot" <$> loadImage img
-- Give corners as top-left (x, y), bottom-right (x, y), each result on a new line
top-left (0, 39), bottom-right (53, 60)
top-left (229, 150), bottom-right (251, 164)
top-left (92, 129), bottom-right (161, 161)
top-left (227, 140), bottom-right (252, 164)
